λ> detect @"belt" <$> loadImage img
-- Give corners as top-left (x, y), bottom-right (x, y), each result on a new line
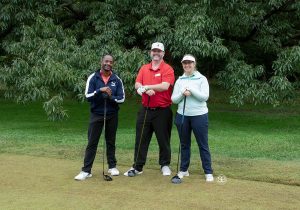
top-left (144, 106), bottom-right (168, 111)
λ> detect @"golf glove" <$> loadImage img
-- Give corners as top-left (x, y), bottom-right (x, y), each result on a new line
top-left (137, 86), bottom-right (149, 94)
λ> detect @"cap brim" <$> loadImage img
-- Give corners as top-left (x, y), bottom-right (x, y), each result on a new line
top-left (151, 48), bottom-right (163, 51)
top-left (181, 60), bottom-right (195, 62)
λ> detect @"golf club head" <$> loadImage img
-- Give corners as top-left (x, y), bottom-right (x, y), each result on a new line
top-left (103, 174), bottom-right (113, 181)
top-left (171, 175), bottom-right (182, 184)
top-left (127, 169), bottom-right (136, 177)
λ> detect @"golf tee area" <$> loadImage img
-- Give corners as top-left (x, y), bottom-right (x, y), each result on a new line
top-left (1, 154), bottom-right (299, 210)
top-left (0, 91), bottom-right (299, 210)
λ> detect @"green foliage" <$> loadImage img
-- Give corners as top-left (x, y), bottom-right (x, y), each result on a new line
top-left (0, 0), bottom-right (299, 120)
top-left (113, 48), bottom-right (148, 95)
top-left (1, 15), bottom-right (82, 119)
top-left (273, 46), bottom-right (300, 76)
top-left (43, 95), bottom-right (68, 121)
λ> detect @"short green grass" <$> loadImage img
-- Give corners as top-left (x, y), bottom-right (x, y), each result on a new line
top-left (0, 88), bottom-right (300, 186)
top-left (1, 97), bottom-right (299, 159)
top-left (1, 154), bottom-right (299, 210)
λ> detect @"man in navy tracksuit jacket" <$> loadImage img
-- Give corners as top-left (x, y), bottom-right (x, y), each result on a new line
top-left (75, 54), bottom-right (125, 180)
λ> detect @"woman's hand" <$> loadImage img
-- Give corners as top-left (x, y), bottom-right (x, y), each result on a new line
top-left (183, 90), bottom-right (191, 96)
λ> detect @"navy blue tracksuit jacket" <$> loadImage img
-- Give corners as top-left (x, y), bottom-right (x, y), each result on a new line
top-left (85, 70), bottom-right (125, 115)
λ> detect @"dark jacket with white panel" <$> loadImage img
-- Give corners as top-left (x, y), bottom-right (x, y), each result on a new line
top-left (85, 70), bottom-right (125, 116)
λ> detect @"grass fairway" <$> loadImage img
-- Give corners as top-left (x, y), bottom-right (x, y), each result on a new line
top-left (0, 89), bottom-right (300, 209)
top-left (1, 154), bottom-right (299, 210)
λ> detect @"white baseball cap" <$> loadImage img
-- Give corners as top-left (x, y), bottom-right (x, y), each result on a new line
top-left (181, 54), bottom-right (196, 62)
top-left (151, 42), bottom-right (164, 51)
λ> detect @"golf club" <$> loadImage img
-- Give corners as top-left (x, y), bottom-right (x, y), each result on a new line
top-left (102, 98), bottom-right (113, 181)
top-left (171, 96), bottom-right (187, 184)
top-left (128, 95), bottom-right (150, 177)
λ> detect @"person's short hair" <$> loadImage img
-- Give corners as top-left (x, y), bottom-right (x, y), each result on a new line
top-left (101, 54), bottom-right (113, 63)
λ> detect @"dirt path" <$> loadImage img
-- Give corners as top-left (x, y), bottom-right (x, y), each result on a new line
top-left (0, 154), bottom-right (299, 210)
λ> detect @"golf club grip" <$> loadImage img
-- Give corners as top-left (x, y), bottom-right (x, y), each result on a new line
top-left (147, 95), bottom-right (150, 107)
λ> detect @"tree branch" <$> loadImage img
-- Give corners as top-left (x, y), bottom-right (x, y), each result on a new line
top-left (61, 3), bottom-right (87, 21)
top-left (283, 31), bottom-right (300, 47)
top-left (228, 0), bottom-right (296, 42)
top-left (0, 24), bottom-right (14, 40)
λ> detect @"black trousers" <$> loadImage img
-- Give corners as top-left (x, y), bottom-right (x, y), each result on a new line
top-left (82, 112), bottom-right (118, 173)
top-left (133, 106), bottom-right (173, 171)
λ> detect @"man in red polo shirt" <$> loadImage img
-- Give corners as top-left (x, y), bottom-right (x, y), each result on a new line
top-left (124, 42), bottom-right (175, 176)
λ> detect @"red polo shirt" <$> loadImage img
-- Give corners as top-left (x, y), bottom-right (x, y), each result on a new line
top-left (136, 61), bottom-right (175, 107)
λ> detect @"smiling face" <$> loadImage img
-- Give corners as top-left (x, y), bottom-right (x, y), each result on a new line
top-left (182, 60), bottom-right (196, 75)
top-left (101, 55), bottom-right (113, 71)
top-left (150, 49), bottom-right (164, 62)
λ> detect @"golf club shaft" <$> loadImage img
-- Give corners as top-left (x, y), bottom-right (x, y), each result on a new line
top-left (176, 96), bottom-right (187, 173)
top-left (103, 98), bottom-right (107, 176)
top-left (133, 95), bottom-right (150, 170)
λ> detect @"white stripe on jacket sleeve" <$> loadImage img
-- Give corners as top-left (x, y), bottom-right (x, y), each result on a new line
top-left (85, 73), bottom-right (95, 99)
top-left (114, 75), bottom-right (125, 103)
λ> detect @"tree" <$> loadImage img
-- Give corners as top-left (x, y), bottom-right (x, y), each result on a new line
top-left (0, 0), bottom-right (299, 120)
top-left (213, 0), bottom-right (300, 106)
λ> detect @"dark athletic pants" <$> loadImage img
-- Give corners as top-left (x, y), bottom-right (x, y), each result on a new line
top-left (175, 113), bottom-right (213, 174)
top-left (82, 112), bottom-right (118, 173)
top-left (133, 106), bottom-right (173, 171)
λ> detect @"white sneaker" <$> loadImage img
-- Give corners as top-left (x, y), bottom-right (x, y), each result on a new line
top-left (177, 170), bottom-right (189, 179)
top-left (123, 167), bottom-right (143, 176)
top-left (161, 166), bottom-right (172, 176)
top-left (205, 174), bottom-right (214, 182)
top-left (108, 168), bottom-right (120, 176)
top-left (74, 171), bottom-right (92, 181)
